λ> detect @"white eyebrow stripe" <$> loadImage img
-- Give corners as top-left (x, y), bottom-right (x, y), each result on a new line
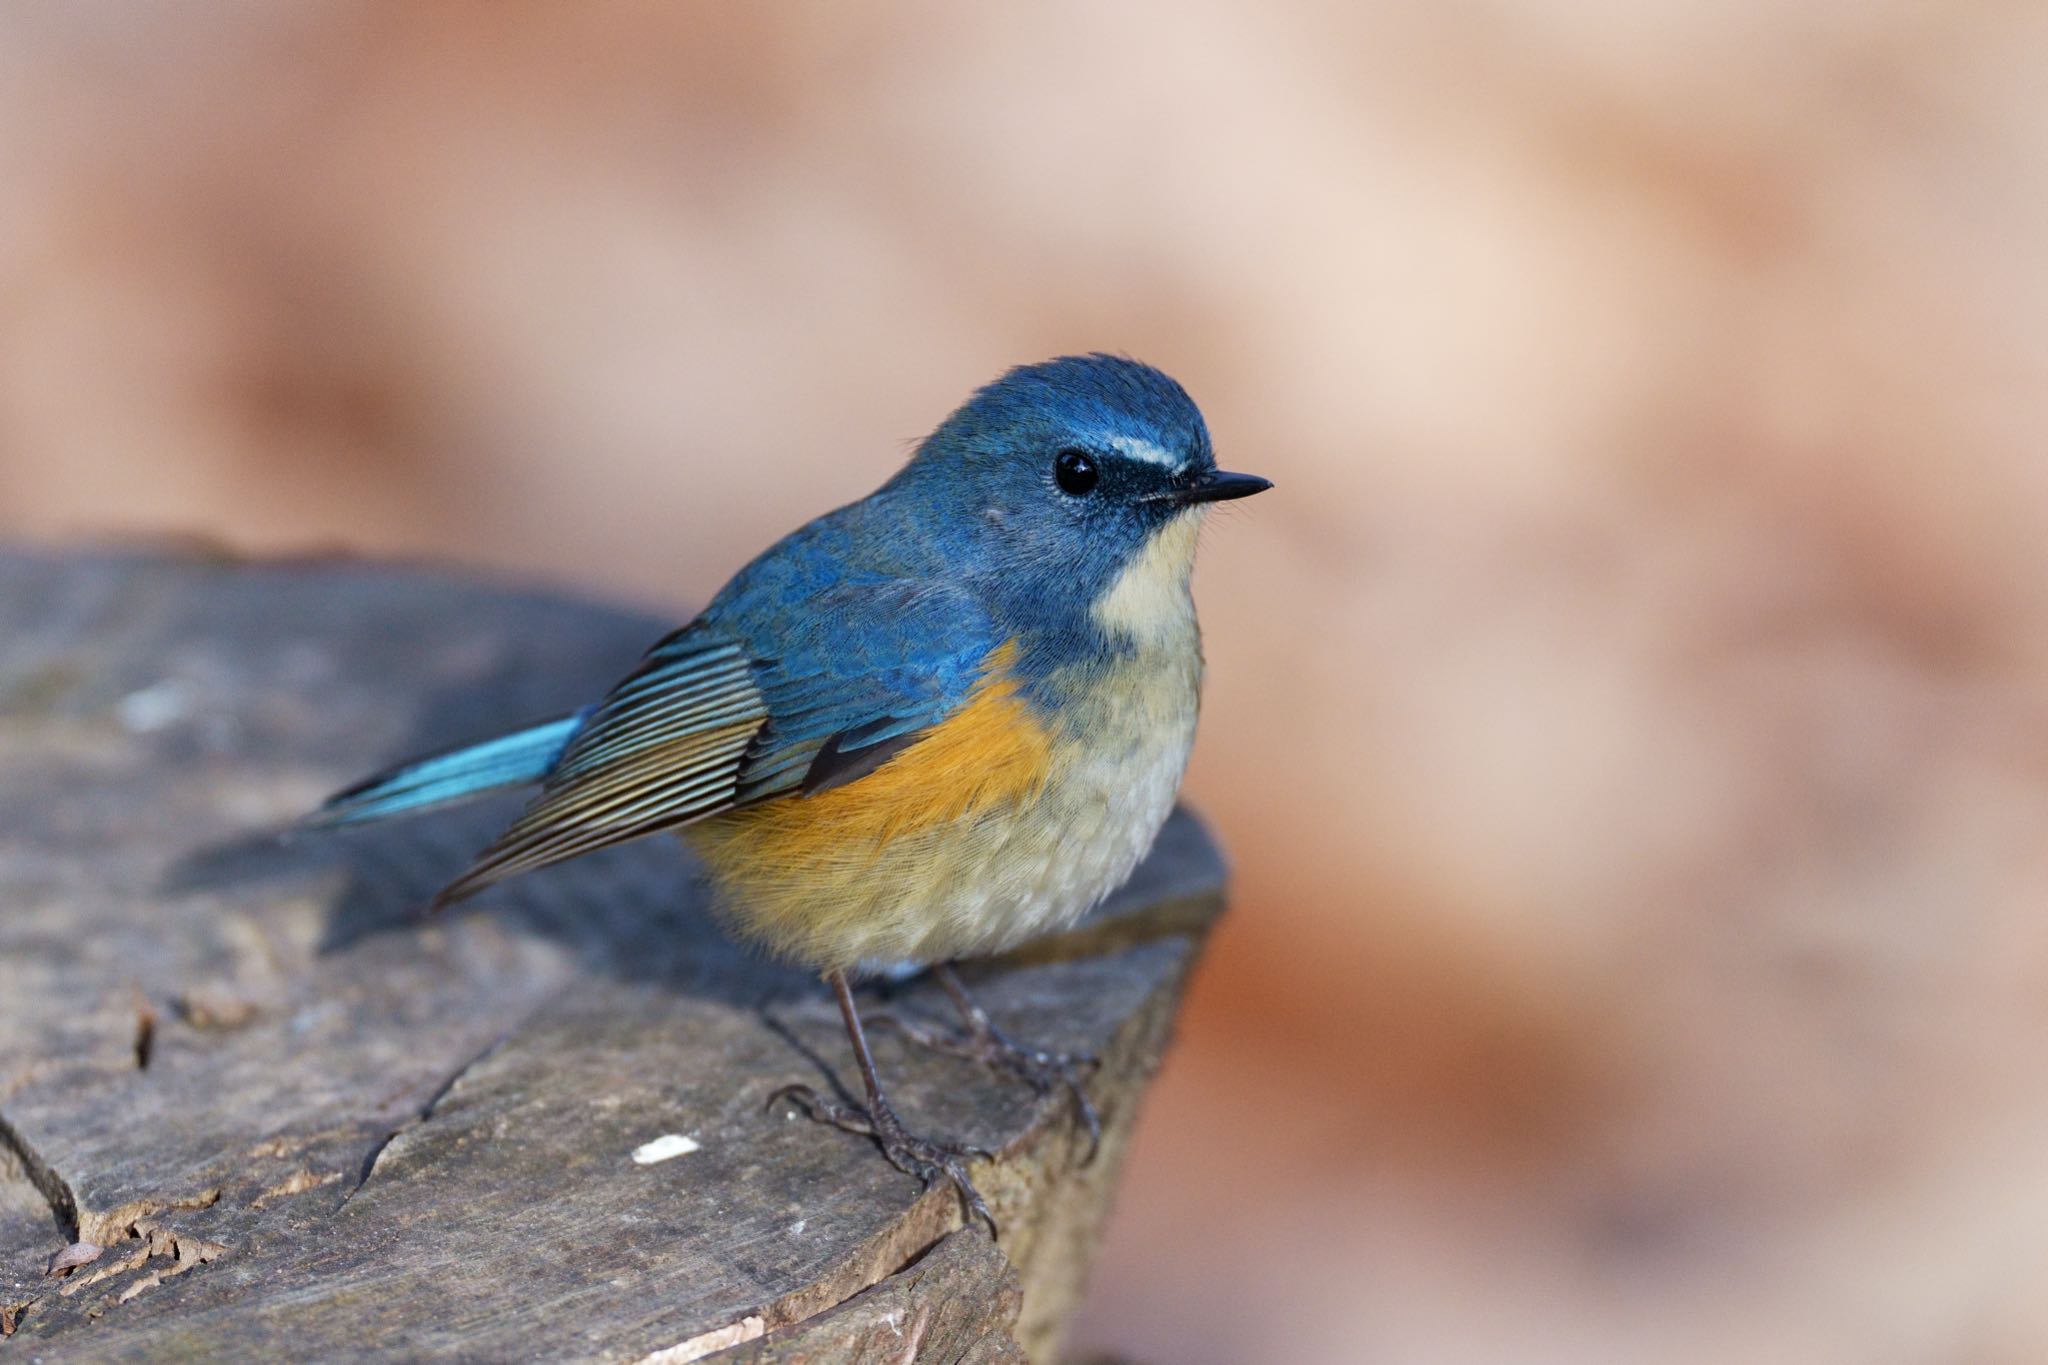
top-left (1102, 435), bottom-right (1184, 470)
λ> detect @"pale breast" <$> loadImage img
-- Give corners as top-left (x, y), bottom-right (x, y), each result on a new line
top-left (979, 647), bottom-right (1201, 948)
top-left (920, 516), bottom-right (1208, 960)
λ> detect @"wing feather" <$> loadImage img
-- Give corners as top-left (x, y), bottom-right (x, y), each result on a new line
top-left (432, 576), bottom-right (1011, 906)
top-left (433, 632), bottom-right (766, 903)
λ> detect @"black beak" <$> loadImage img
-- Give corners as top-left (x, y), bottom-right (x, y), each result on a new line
top-left (1175, 469), bottom-right (1273, 505)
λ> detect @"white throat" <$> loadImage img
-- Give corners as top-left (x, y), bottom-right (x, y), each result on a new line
top-left (1092, 509), bottom-right (1204, 649)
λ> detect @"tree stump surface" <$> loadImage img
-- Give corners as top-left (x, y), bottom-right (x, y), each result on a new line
top-left (0, 547), bottom-right (1227, 1363)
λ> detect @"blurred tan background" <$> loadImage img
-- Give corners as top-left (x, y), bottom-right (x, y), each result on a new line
top-left (6, 3), bottom-right (2048, 1361)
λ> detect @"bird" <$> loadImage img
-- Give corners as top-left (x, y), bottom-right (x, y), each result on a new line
top-left (311, 354), bottom-right (1269, 1225)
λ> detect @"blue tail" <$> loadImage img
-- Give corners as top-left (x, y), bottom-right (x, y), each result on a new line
top-left (310, 711), bottom-right (589, 827)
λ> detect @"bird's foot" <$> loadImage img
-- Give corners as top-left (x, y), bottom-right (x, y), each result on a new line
top-left (870, 1010), bottom-right (1102, 1162)
top-left (769, 1083), bottom-right (996, 1232)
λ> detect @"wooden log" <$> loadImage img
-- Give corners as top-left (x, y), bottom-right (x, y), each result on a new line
top-left (0, 547), bottom-right (1226, 1362)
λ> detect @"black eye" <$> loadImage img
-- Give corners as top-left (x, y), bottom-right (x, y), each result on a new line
top-left (1054, 448), bottom-right (1099, 495)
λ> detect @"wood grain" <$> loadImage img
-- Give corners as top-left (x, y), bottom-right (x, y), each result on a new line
top-left (0, 548), bottom-right (1225, 1362)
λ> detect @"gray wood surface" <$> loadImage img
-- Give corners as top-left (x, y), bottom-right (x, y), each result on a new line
top-left (0, 548), bottom-right (1225, 1362)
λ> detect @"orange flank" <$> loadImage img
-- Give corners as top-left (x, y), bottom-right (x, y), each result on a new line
top-left (683, 639), bottom-right (1058, 965)
top-left (706, 639), bottom-right (1049, 856)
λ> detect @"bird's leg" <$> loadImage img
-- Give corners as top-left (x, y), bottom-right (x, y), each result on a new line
top-left (771, 969), bottom-right (996, 1231)
top-left (872, 963), bottom-right (1101, 1162)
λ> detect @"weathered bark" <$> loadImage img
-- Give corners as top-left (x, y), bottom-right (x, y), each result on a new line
top-left (0, 548), bottom-right (1225, 1362)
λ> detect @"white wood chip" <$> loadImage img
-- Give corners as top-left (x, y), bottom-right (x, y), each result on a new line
top-left (631, 1133), bottom-right (701, 1165)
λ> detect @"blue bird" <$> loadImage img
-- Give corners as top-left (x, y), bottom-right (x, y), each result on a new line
top-left (315, 354), bottom-right (1270, 1222)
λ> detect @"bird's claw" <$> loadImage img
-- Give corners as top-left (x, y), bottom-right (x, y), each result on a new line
top-left (770, 1082), bottom-right (997, 1232)
top-left (868, 1011), bottom-right (1103, 1164)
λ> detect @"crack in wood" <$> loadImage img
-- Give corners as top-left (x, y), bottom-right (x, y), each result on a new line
top-left (0, 1108), bottom-right (80, 1243)
top-left (131, 1005), bottom-right (157, 1072)
top-left (337, 1028), bottom-right (519, 1211)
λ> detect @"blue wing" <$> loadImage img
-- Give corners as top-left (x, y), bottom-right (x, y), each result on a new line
top-left (725, 578), bottom-right (1004, 805)
top-left (433, 572), bottom-right (1000, 904)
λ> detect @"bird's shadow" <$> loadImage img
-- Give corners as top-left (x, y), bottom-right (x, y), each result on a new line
top-left (158, 664), bottom-right (821, 1013)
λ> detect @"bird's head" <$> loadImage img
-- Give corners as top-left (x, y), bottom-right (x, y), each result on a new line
top-left (895, 354), bottom-right (1270, 645)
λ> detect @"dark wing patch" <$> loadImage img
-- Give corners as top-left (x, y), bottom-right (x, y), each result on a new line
top-left (797, 719), bottom-right (928, 795)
